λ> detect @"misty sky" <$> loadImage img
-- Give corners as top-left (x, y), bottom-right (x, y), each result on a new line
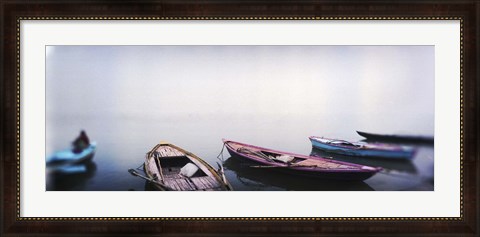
top-left (46, 46), bottom-right (434, 139)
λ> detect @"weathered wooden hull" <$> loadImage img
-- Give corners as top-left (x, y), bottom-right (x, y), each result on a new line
top-left (144, 142), bottom-right (232, 191)
top-left (310, 136), bottom-right (415, 160)
top-left (357, 131), bottom-right (434, 144)
top-left (223, 139), bottom-right (381, 181)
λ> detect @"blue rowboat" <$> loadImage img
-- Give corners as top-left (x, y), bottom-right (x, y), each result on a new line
top-left (46, 142), bottom-right (97, 167)
top-left (309, 136), bottom-right (415, 160)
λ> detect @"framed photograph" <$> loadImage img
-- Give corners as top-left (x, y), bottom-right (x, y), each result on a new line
top-left (1, 0), bottom-right (478, 236)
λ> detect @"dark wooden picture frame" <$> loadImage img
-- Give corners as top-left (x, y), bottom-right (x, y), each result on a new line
top-left (1, 1), bottom-right (478, 236)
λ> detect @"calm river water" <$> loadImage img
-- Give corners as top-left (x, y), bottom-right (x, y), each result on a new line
top-left (46, 46), bottom-right (434, 191)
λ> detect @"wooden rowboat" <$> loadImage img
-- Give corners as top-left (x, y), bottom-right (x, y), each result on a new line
top-left (309, 136), bottom-right (416, 160)
top-left (143, 142), bottom-right (232, 191)
top-left (357, 131), bottom-right (434, 144)
top-left (223, 139), bottom-right (381, 181)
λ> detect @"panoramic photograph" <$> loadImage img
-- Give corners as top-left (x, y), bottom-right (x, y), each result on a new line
top-left (45, 45), bottom-right (434, 191)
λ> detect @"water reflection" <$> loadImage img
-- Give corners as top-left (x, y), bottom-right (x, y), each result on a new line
top-left (223, 157), bottom-right (374, 191)
top-left (46, 162), bottom-right (97, 191)
top-left (143, 181), bottom-right (157, 191)
top-left (305, 141), bottom-right (434, 191)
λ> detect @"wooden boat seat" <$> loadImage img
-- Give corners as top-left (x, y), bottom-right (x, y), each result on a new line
top-left (163, 176), bottom-right (223, 191)
top-left (190, 176), bottom-right (223, 190)
top-left (155, 146), bottom-right (185, 157)
top-left (160, 165), bottom-right (222, 191)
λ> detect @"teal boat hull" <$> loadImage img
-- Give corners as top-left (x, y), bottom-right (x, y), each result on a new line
top-left (310, 137), bottom-right (415, 160)
top-left (47, 142), bottom-right (97, 166)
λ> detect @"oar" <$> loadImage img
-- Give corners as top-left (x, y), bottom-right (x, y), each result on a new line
top-left (128, 169), bottom-right (174, 191)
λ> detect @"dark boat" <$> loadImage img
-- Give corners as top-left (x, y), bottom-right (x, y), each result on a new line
top-left (357, 131), bottom-right (434, 144)
top-left (310, 136), bottom-right (416, 160)
top-left (223, 139), bottom-right (381, 181)
top-left (143, 142), bottom-right (232, 191)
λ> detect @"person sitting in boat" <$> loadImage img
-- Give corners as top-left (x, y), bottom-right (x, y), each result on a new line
top-left (72, 130), bottom-right (90, 153)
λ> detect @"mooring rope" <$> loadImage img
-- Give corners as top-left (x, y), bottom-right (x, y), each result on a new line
top-left (135, 163), bottom-right (144, 171)
top-left (216, 142), bottom-right (227, 162)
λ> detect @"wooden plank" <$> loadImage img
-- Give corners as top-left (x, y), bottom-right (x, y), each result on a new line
top-left (157, 148), bottom-right (165, 157)
top-left (164, 179), bottom-right (180, 191)
top-left (201, 176), bottom-right (217, 188)
top-left (165, 147), bottom-right (179, 157)
top-left (175, 179), bottom-right (195, 191)
top-left (198, 177), bottom-right (213, 188)
top-left (192, 176), bottom-right (218, 189)
top-left (163, 147), bottom-right (170, 157)
top-left (194, 177), bottom-right (206, 188)
top-left (186, 178), bottom-right (201, 190)
top-left (190, 178), bottom-right (208, 190)
top-left (184, 179), bottom-right (197, 191)
top-left (170, 179), bottom-right (182, 191)
top-left (168, 146), bottom-right (179, 156)
top-left (163, 147), bottom-right (171, 156)
top-left (174, 149), bottom-right (184, 156)
top-left (173, 180), bottom-right (184, 191)
top-left (204, 177), bottom-right (220, 188)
